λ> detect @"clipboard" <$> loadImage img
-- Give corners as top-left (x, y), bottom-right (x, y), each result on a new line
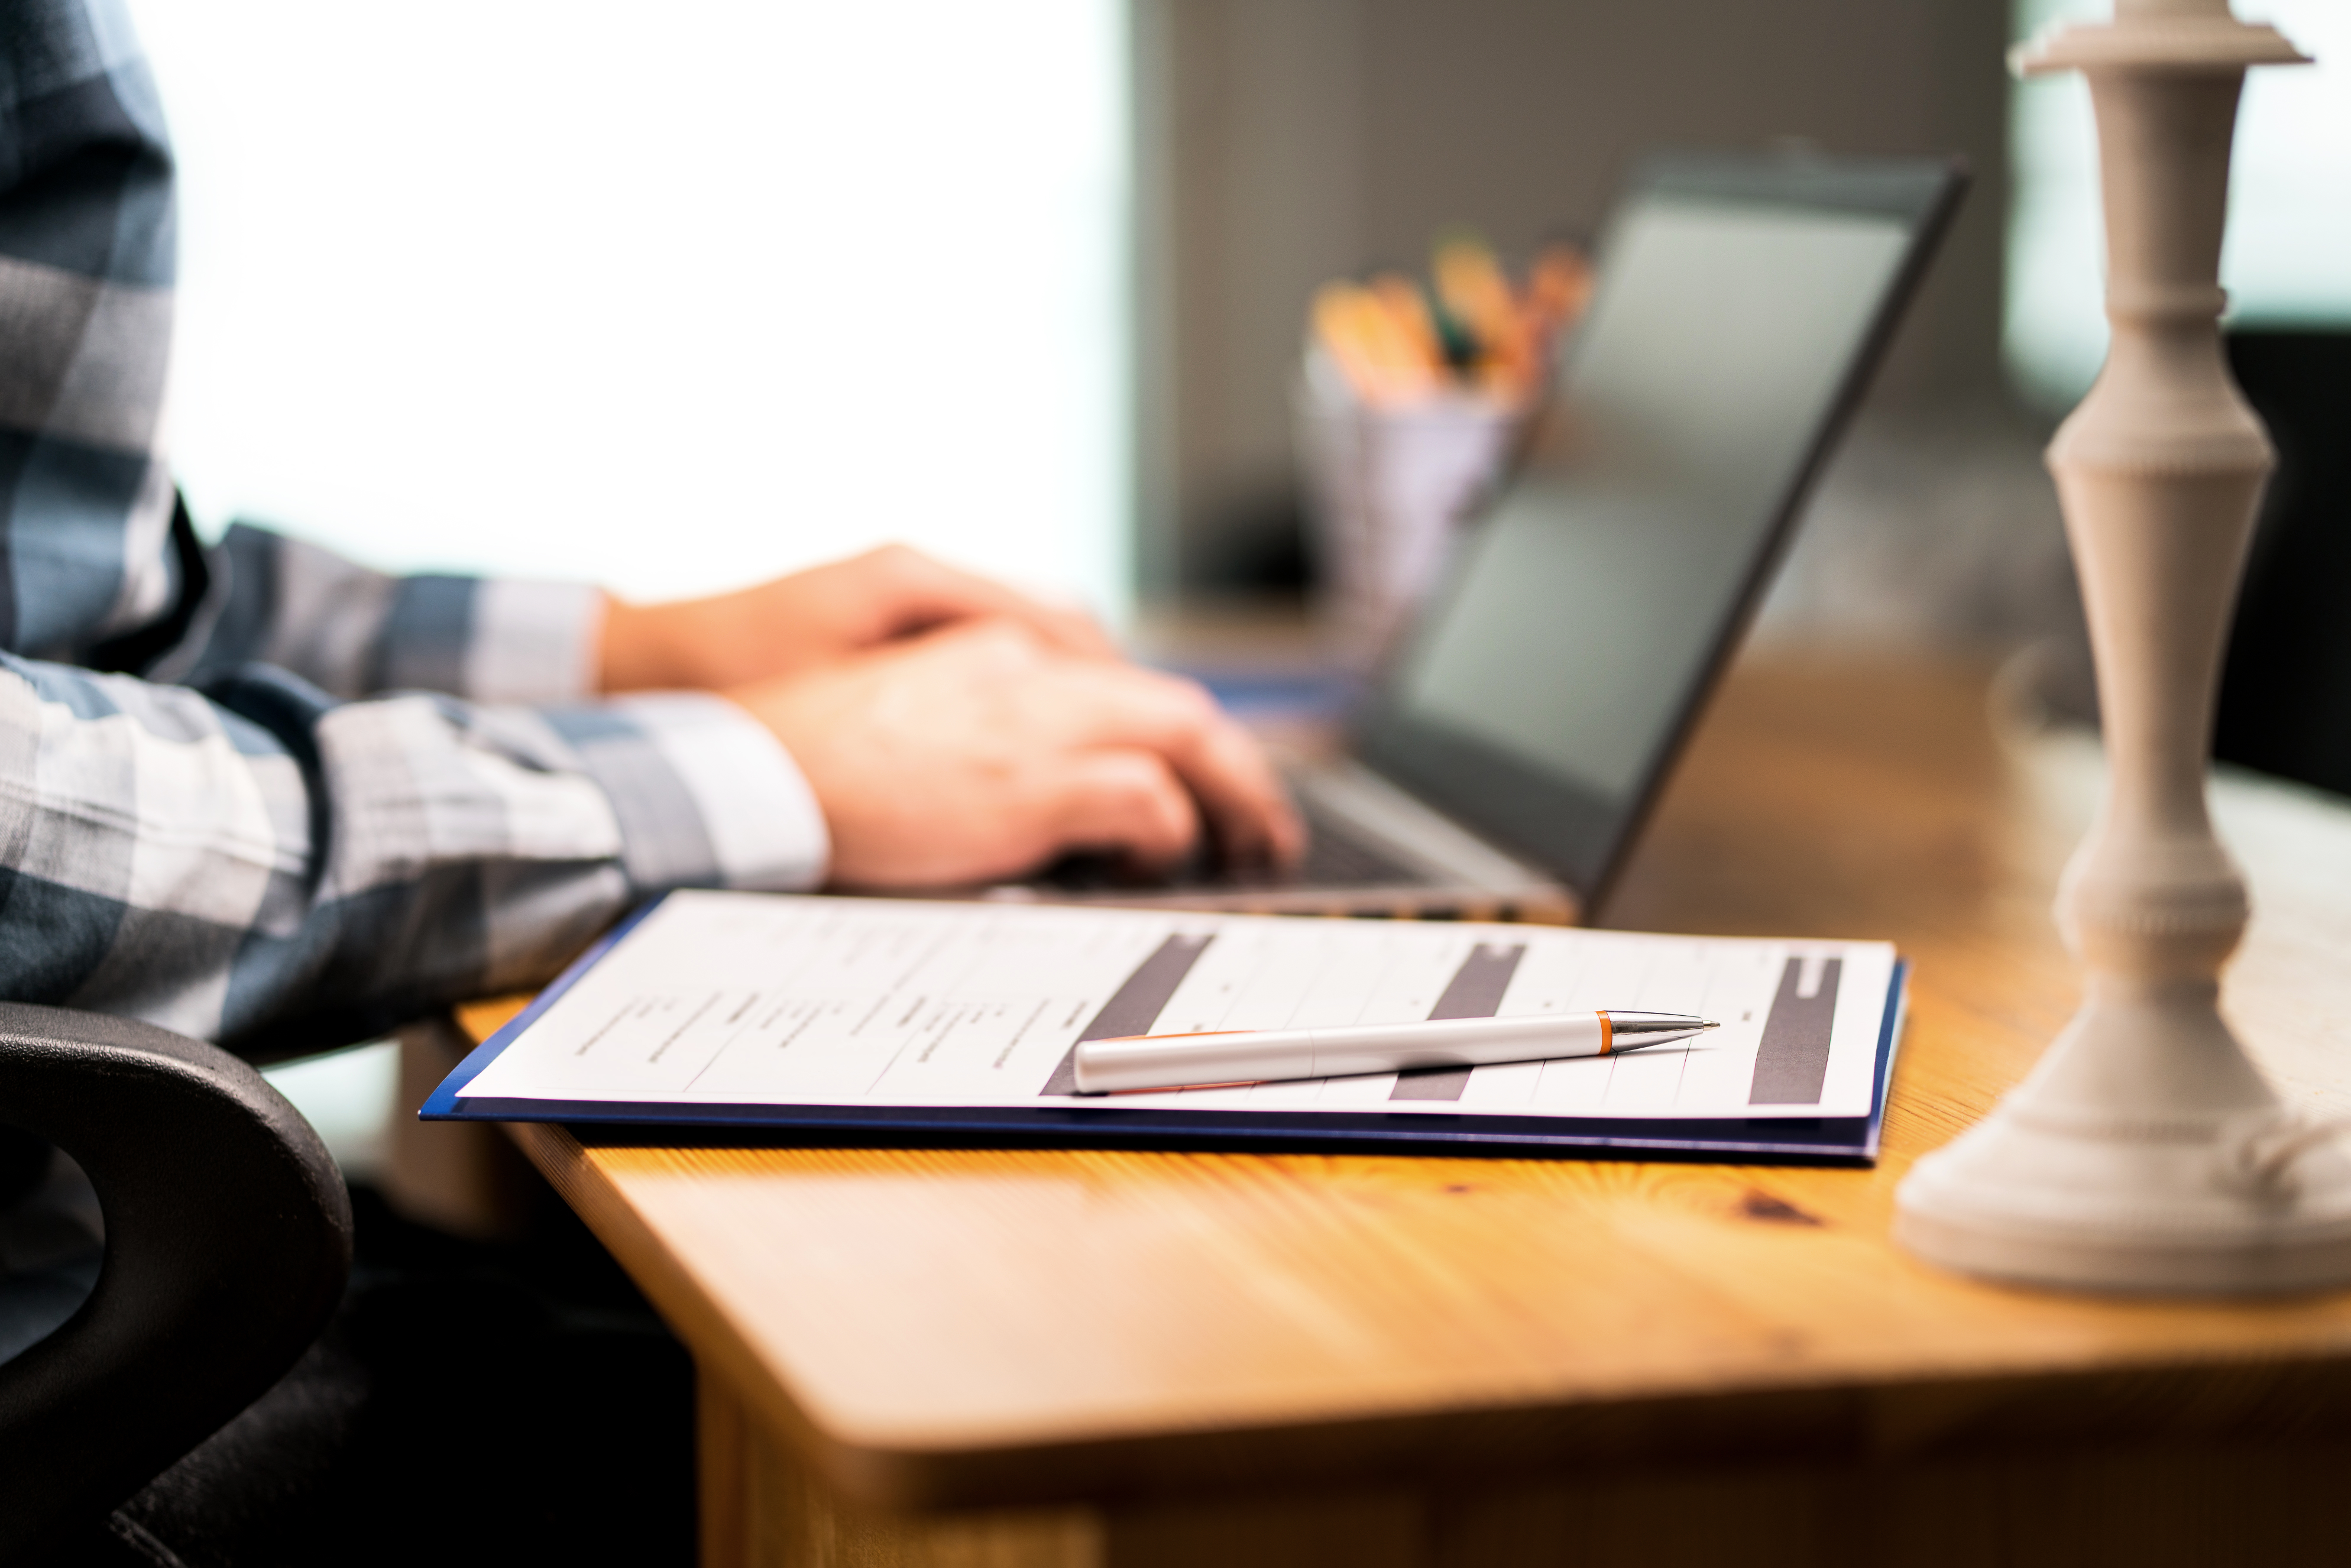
top-left (425, 892), bottom-right (1910, 1165)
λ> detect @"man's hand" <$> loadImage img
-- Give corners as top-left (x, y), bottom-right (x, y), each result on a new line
top-left (598, 543), bottom-right (1115, 694)
top-left (726, 619), bottom-right (1304, 889)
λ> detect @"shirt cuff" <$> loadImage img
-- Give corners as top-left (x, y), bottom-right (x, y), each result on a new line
top-left (460, 579), bottom-right (606, 704)
top-left (546, 692), bottom-right (828, 894)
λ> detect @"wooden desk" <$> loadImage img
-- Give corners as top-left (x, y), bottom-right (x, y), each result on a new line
top-left (456, 652), bottom-right (2351, 1567)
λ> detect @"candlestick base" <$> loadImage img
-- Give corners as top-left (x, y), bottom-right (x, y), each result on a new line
top-left (1897, 1006), bottom-right (2351, 1294)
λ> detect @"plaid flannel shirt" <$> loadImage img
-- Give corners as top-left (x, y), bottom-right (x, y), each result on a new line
top-left (0, 0), bottom-right (827, 1057)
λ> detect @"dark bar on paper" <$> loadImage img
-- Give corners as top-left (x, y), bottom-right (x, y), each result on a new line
top-left (1042, 933), bottom-right (1216, 1096)
top-left (1747, 956), bottom-right (1842, 1106)
top-left (1389, 941), bottom-right (1529, 1102)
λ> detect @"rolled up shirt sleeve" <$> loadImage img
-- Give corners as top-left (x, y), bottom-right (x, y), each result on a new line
top-left (543, 692), bottom-right (829, 898)
top-left (0, 652), bottom-right (827, 1057)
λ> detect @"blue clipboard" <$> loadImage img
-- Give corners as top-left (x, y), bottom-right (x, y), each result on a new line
top-left (425, 895), bottom-right (1910, 1165)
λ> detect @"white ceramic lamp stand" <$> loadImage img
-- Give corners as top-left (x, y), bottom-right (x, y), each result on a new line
top-left (1893, 0), bottom-right (2351, 1294)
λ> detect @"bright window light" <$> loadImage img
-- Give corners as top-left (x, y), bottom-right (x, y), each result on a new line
top-left (2006, 0), bottom-right (2351, 409)
top-left (128, 0), bottom-right (1132, 617)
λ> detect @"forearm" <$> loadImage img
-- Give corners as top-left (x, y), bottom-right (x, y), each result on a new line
top-left (0, 655), bottom-right (824, 1056)
top-left (179, 524), bottom-right (605, 705)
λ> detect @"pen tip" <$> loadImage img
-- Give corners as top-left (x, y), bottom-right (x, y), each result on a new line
top-left (1702, 1019), bottom-right (1720, 1029)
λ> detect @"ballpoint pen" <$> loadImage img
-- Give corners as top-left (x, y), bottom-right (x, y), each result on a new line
top-left (1072, 1010), bottom-right (1717, 1095)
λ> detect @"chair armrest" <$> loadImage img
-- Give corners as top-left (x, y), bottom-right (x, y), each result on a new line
top-left (0, 1004), bottom-right (352, 1563)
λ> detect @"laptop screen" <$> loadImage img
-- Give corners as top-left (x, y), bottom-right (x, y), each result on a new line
top-left (1355, 155), bottom-right (1963, 903)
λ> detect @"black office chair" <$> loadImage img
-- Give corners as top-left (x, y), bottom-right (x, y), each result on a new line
top-left (2214, 328), bottom-right (2351, 798)
top-left (1, 1006), bottom-right (704, 1568)
top-left (0, 1005), bottom-right (352, 1567)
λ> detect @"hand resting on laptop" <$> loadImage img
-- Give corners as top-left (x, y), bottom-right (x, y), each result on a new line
top-left (600, 546), bottom-right (1303, 889)
top-left (597, 542), bottom-right (1119, 690)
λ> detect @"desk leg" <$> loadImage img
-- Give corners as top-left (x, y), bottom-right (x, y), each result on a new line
top-left (697, 1368), bottom-right (752, 1568)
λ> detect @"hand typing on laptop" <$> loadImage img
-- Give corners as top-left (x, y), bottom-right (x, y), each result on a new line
top-left (723, 615), bottom-right (1305, 888)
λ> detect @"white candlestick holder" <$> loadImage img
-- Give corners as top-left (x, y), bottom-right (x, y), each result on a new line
top-left (1893, 0), bottom-right (2351, 1294)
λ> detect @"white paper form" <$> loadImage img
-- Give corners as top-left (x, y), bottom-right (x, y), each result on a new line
top-left (454, 892), bottom-right (1898, 1121)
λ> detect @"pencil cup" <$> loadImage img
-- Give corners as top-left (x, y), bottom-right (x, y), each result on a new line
top-left (1294, 376), bottom-right (1522, 671)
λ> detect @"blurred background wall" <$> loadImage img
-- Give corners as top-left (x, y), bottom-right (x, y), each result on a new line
top-left (1137, 0), bottom-right (2014, 610)
top-left (135, 0), bottom-right (1135, 615)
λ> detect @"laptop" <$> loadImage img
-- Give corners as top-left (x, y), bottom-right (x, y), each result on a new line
top-left (993, 150), bottom-right (1968, 924)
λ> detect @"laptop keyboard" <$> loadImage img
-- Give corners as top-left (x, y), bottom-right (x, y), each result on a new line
top-left (1291, 798), bottom-right (1433, 885)
top-left (1036, 793), bottom-right (1432, 893)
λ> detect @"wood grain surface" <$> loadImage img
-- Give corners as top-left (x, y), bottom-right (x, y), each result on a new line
top-left (455, 651), bottom-right (2351, 1527)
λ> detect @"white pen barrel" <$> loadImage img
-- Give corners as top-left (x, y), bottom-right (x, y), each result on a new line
top-left (1073, 1012), bottom-right (1608, 1094)
top-left (1075, 1032), bottom-right (1323, 1094)
top-left (1307, 1013), bottom-right (1605, 1077)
